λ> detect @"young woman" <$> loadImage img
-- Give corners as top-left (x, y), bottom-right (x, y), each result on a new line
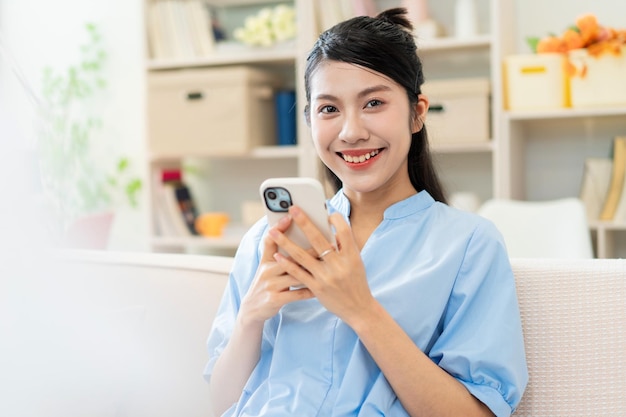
top-left (205, 8), bottom-right (528, 417)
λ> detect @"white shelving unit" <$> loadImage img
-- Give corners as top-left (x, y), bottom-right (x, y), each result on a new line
top-left (144, 0), bottom-right (315, 255)
top-left (492, 0), bottom-right (626, 258)
top-left (143, 0), bottom-right (626, 257)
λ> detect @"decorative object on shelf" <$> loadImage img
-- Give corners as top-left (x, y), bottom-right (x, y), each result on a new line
top-left (233, 4), bottom-right (296, 47)
top-left (527, 14), bottom-right (626, 108)
top-left (401, 0), bottom-right (444, 39)
top-left (195, 212), bottom-right (230, 237)
top-left (351, 0), bottom-right (377, 17)
top-left (37, 23), bottom-right (142, 248)
top-left (568, 45), bottom-right (626, 107)
top-left (503, 53), bottom-right (570, 110)
top-left (147, 66), bottom-right (282, 156)
top-left (454, 0), bottom-right (478, 38)
top-left (421, 77), bottom-right (490, 145)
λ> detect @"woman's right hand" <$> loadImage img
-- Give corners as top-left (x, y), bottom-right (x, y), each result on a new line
top-left (211, 215), bottom-right (314, 416)
top-left (238, 215), bottom-right (315, 325)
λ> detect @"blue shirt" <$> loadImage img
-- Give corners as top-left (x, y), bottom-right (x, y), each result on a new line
top-left (205, 190), bottom-right (528, 417)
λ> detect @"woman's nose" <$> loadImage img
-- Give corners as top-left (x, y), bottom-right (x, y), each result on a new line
top-left (337, 112), bottom-right (369, 143)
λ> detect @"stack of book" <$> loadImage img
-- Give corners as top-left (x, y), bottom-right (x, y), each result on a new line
top-left (154, 169), bottom-right (199, 237)
top-left (146, 0), bottom-right (215, 60)
top-left (314, 0), bottom-right (377, 33)
top-left (579, 136), bottom-right (626, 223)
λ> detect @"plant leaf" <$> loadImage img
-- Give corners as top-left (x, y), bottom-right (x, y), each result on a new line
top-left (526, 37), bottom-right (540, 53)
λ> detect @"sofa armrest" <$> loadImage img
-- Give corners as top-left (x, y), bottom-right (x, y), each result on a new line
top-left (2, 250), bottom-right (232, 417)
top-left (511, 258), bottom-right (626, 416)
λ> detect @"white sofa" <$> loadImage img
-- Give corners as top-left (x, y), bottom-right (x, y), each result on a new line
top-left (3, 251), bottom-right (624, 417)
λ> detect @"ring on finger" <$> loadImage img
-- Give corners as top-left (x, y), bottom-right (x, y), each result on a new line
top-left (318, 247), bottom-right (336, 260)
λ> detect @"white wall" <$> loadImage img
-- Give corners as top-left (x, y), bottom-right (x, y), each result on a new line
top-left (0, 0), bottom-right (149, 251)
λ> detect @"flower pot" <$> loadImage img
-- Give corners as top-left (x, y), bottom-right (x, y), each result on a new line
top-left (64, 211), bottom-right (115, 250)
top-left (568, 45), bottom-right (626, 107)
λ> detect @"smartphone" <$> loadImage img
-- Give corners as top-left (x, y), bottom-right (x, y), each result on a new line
top-left (260, 177), bottom-right (335, 252)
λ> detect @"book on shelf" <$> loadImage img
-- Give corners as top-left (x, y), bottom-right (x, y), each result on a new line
top-left (147, 0), bottom-right (215, 60)
top-left (314, 0), bottom-right (356, 32)
top-left (599, 136), bottom-right (626, 221)
top-left (579, 157), bottom-right (612, 222)
top-left (148, 1), bottom-right (175, 59)
top-left (607, 136), bottom-right (626, 223)
top-left (186, 0), bottom-right (215, 57)
top-left (170, 0), bottom-right (197, 58)
top-left (154, 169), bottom-right (199, 237)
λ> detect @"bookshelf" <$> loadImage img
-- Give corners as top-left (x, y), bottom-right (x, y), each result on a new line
top-left (143, 0), bottom-right (626, 257)
top-left (493, 0), bottom-right (626, 257)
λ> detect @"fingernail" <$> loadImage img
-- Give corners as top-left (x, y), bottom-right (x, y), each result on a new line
top-left (279, 215), bottom-right (291, 226)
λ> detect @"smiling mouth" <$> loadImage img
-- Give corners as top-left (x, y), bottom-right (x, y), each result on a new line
top-left (339, 149), bottom-right (381, 164)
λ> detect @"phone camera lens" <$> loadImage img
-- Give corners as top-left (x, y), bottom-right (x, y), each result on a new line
top-left (279, 200), bottom-right (289, 209)
top-left (267, 191), bottom-right (277, 200)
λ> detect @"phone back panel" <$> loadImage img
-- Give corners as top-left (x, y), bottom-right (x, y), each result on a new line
top-left (260, 177), bottom-right (334, 251)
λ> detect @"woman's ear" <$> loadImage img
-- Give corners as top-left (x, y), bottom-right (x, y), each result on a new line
top-left (304, 104), bottom-right (311, 127)
top-left (411, 94), bottom-right (429, 134)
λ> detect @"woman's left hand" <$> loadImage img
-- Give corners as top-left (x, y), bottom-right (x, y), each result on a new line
top-left (268, 205), bottom-right (376, 326)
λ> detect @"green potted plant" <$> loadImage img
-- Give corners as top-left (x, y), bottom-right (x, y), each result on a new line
top-left (37, 23), bottom-right (142, 248)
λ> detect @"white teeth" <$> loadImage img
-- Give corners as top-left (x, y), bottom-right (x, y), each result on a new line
top-left (342, 149), bottom-right (379, 163)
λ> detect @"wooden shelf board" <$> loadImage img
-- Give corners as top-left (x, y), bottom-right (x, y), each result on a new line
top-left (418, 35), bottom-right (491, 52)
top-left (148, 145), bottom-right (300, 162)
top-left (506, 106), bottom-right (626, 121)
top-left (147, 43), bottom-right (297, 70)
top-left (431, 141), bottom-right (494, 154)
top-left (150, 234), bottom-right (243, 250)
top-left (589, 221), bottom-right (626, 232)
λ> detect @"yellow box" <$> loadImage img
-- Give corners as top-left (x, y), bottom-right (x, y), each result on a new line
top-left (503, 53), bottom-right (570, 110)
top-left (422, 77), bottom-right (491, 144)
top-left (568, 45), bottom-right (626, 108)
top-left (148, 66), bottom-right (282, 156)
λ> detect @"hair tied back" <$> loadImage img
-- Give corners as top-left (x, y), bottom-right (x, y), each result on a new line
top-left (376, 7), bottom-right (414, 32)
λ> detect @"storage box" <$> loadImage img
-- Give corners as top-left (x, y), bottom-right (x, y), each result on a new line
top-left (568, 45), bottom-right (626, 108)
top-left (503, 53), bottom-right (570, 110)
top-left (422, 78), bottom-right (490, 145)
top-left (148, 66), bottom-right (282, 155)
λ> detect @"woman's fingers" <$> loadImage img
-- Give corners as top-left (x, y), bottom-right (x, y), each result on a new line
top-left (288, 205), bottom-right (336, 257)
top-left (261, 214), bottom-right (293, 263)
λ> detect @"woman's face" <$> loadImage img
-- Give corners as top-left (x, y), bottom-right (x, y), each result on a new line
top-left (308, 60), bottom-right (427, 197)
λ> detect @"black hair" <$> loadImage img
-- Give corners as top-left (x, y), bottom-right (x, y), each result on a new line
top-left (303, 8), bottom-right (447, 203)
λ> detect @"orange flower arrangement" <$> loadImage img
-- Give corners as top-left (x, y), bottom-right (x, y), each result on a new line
top-left (528, 14), bottom-right (626, 77)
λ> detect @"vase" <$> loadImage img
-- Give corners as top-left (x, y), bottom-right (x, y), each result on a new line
top-left (351, 0), bottom-right (377, 17)
top-left (401, 0), bottom-right (442, 39)
top-left (454, 0), bottom-right (478, 38)
top-left (64, 211), bottom-right (115, 250)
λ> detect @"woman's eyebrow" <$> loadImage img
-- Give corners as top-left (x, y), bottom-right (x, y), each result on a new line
top-left (313, 85), bottom-right (392, 102)
top-left (357, 85), bottom-right (392, 98)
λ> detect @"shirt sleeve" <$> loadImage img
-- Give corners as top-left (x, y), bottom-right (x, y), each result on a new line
top-left (428, 219), bottom-right (528, 417)
top-left (203, 220), bottom-right (267, 382)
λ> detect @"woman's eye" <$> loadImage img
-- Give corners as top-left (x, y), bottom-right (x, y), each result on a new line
top-left (365, 99), bottom-right (382, 108)
top-left (320, 105), bottom-right (338, 114)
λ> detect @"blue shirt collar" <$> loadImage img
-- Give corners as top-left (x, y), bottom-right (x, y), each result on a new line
top-left (329, 189), bottom-right (436, 220)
